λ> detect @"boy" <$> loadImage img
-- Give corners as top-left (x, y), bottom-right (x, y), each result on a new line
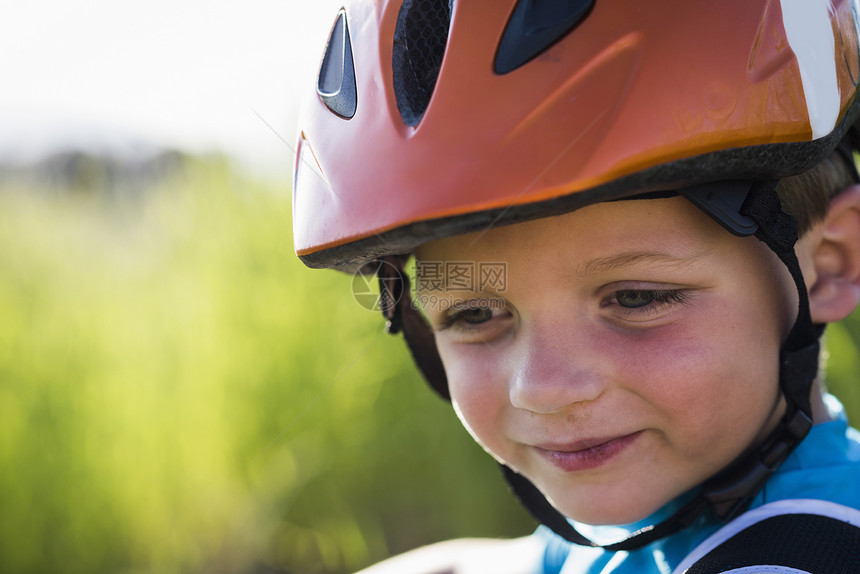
top-left (292, 1), bottom-right (860, 571)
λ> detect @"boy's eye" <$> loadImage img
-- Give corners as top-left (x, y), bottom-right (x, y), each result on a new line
top-left (457, 307), bottom-right (493, 324)
top-left (433, 302), bottom-right (512, 340)
top-left (615, 289), bottom-right (661, 308)
top-left (605, 288), bottom-right (692, 316)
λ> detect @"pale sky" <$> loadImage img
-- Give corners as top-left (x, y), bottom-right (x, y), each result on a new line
top-left (0, 0), bottom-right (343, 176)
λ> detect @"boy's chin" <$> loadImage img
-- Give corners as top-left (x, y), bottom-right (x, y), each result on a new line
top-left (546, 488), bottom-right (672, 527)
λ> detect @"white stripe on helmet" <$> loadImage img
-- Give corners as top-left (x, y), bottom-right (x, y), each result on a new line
top-left (780, 0), bottom-right (840, 139)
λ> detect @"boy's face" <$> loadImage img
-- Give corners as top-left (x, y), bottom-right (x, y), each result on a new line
top-left (416, 196), bottom-right (795, 526)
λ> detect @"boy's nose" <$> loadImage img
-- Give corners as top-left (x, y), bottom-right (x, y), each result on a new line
top-left (508, 327), bottom-right (604, 414)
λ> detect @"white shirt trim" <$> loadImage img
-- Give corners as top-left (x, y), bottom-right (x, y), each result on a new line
top-left (710, 567), bottom-right (816, 574)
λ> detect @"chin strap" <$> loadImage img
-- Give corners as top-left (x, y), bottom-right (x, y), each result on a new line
top-left (377, 256), bottom-right (450, 399)
top-left (695, 182), bottom-right (817, 522)
top-left (378, 180), bottom-right (818, 552)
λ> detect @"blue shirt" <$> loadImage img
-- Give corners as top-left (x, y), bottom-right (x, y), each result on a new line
top-left (534, 395), bottom-right (860, 574)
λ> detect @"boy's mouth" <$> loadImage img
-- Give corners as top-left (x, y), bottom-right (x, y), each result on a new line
top-left (532, 431), bottom-right (643, 472)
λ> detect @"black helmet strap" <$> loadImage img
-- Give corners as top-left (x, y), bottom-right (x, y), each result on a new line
top-left (381, 180), bottom-right (818, 552)
top-left (378, 256), bottom-right (450, 399)
top-left (684, 180), bottom-right (820, 419)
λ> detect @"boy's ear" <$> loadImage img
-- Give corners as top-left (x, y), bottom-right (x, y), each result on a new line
top-left (803, 186), bottom-right (860, 324)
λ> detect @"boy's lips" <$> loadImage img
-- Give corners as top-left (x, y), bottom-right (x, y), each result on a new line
top-left (531, 431), bottom-right (643, 472)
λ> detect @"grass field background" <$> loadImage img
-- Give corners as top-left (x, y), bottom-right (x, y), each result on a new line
top-left (1, 158), bottom-right (858, 573)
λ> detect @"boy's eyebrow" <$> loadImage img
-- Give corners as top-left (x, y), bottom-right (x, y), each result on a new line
top-left (577, 250), bottom-right (707, 276)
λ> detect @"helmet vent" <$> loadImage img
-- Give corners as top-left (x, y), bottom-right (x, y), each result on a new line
top-left (318, 10), bottom-right (358, 119)
top-left (495, 0), bottom-right (595, 74)
top-left (392, 0), bottom-right (454, 126)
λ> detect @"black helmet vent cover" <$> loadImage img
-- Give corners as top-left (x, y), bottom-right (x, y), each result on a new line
top-left (318, 9), bottom-right (358, 119)
top-left (392, 0), bottom-right (454, 126)
top-left (495, 0), bottom-right (595, 74)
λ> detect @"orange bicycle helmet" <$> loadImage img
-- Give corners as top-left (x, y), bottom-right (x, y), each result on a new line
top-left (294, 0), bottom-right (860, 272)
top-left (292, 0), bottom-right (860, 551)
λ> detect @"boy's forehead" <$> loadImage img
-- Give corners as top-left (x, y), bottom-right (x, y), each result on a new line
top-left (416, 197), bottom-right (722, 263)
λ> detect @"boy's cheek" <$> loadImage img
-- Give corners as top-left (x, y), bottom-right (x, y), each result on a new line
top-left (438, 293), bottom-right (781, 426)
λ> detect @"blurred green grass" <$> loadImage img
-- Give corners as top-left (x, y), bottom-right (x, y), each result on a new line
top-left (0, 158), bottom-right (531, 574)
top-left (0, 158), bottom-right (857, 573)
